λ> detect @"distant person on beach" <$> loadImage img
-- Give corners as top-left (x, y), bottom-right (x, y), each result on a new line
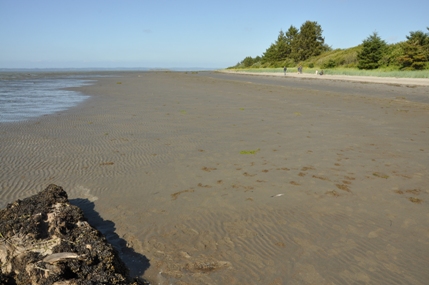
top-left (284, 66), bottom-right (287, 75)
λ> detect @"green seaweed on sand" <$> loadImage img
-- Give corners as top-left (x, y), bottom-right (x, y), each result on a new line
top-left (240, 149), bottom-right (260, 155)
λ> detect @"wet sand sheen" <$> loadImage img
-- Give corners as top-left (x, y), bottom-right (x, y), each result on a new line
top-left (1, 71), bottom-right (429, 284)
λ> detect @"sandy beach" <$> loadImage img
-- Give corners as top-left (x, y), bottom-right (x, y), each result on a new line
top-left (221, 69), bottom-right (429, 87)
top-left (1, 71), bottom-right (429, 284)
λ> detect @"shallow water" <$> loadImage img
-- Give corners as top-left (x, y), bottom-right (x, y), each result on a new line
top-left (0, 72), bottom-right (93, 123)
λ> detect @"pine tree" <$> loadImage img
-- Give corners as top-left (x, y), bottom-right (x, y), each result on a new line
top-left (295, 21), bottom-right (325, 61)
top-left (398, 30), bottom-right (429, 70)
top-left (357, 32), bottom-right (387, 69)
top-left (262, 44), bottom-right (277, 63)
top-left (237, 21), bottom-right (329, 67)
top-left (262, 30), bottom-right (288, 62)
top-left (285, 25), bottom-right (299, 61)
top-left (276, 30), bottom-right (289, 61)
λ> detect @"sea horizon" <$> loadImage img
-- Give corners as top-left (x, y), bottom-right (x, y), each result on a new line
top-left (0, 67), bottom-right (221, 73)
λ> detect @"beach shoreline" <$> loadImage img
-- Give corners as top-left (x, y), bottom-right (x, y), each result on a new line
top-left (1, 71), bottom-right (428, 284)
top-left (220, 69), bottom-right (429, 86)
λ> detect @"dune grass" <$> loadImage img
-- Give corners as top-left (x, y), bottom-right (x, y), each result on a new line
top-left (321, 68), bottom-right (429, 78)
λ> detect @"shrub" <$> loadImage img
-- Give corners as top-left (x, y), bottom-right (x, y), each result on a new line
top-left (322, 59), bottom-right (337, 69)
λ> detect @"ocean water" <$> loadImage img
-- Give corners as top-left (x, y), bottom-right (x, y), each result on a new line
top-left (0, 72), bottom-right (94, 123)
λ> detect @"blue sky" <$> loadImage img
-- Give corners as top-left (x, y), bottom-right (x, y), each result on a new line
top-left (1, 0), bottom-right (428, 69)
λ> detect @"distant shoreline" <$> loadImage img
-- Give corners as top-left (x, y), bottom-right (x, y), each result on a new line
top-left (219, 69), bottom-right (429, 86)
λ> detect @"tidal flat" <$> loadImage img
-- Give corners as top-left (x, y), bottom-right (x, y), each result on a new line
top-left (1, 71), bottom-right (428, 284)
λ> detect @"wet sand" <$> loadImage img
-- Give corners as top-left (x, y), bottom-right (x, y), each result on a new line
top-left (1, 71), bottom-right (429, 284)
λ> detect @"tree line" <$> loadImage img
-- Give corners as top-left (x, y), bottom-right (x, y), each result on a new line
top-left (232, 22), bottom-right (429, 71)
top-left (238, 21), bottom-right (329, 68)
top-left (358, 29), bottom-right (429, 70)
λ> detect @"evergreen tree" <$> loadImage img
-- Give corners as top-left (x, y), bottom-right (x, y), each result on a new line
top-left (241, 56), bottom-right (255, 67)
top-left (285, 25), bottom-right (299, 61)
top-left (357, 32), bottom-right (387, 69)
top-left (235, 21), bottom-right (330, 68)
top-left (262, 44), bottom-right (277, 63)
top-left (398, 30), bottom-right (429, 70)
top-left (262, 30), bottom-right (288, 63)
top-left (276, 30), bottom-right (289, 61)
top-left (295, 21), bottom-right (325, 61)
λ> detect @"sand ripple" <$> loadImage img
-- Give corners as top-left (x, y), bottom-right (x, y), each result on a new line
top-left (1, 72), bottom-right (428, 284)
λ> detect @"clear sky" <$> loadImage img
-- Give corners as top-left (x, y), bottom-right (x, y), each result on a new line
top-left (1, 0), bottom-right (428, 69)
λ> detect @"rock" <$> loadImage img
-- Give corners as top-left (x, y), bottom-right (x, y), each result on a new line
top-left (0, 184), bottom-right (149, 285)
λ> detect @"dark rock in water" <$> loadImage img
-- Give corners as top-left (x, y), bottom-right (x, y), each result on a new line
top-left (0, 184), bottom-right (149, 285)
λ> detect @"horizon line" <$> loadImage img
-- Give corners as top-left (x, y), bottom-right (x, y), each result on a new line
top-left (0, 67), bottom-right (223, 72)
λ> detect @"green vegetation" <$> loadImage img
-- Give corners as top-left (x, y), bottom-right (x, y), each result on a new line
top-left (230, 67), bottom-right (429, 78)
top-left (398, 30), bottom-right (429, 70)
top-left (357, 32), bottom-right (387, 70)
top-left (229, 23), bottom-right (429, 75)
top-left (257, 21), bottom-right (328, 67)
